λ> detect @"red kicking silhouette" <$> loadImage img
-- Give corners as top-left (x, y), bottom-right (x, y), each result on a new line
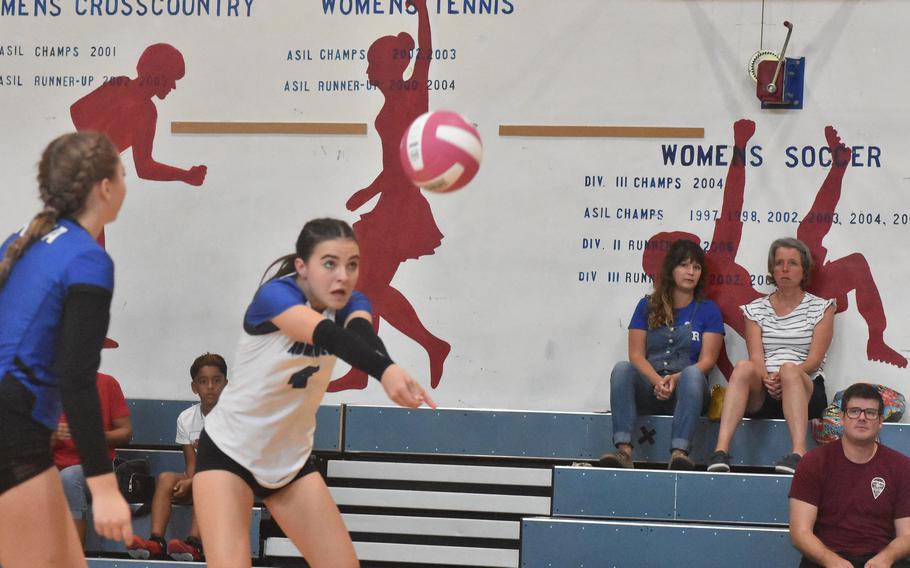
top-left (331, 0), bottom-right (450, 392)
top-left (644, 120), bottom-right (906, 377)
top-left (800, 127), bottom-right (906, 368)
top-left (71, 43), bottom-right (207, 187)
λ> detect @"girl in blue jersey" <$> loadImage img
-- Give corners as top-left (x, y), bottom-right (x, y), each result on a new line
top-left (600, 239), bottom-right (725, 470)
top-left (0, 132), bottom-right (132, 567)
top-left (194, 218), bottom-right (435, 568)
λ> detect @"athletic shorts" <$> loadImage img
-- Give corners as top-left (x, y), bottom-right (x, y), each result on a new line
top-left (749, 374), bottom-right (827, 420)
top-left (0, 374), bottom-right (54, 495)
top-left (195, 429), bottom-right (318, 499)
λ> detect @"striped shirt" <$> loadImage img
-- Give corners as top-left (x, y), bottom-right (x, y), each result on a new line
top-left (741, 292), bottom-right (835, 376)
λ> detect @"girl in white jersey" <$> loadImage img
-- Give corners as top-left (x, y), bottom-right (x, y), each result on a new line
top-left (194, 218), bottom-right (435, 568)
top-left (708, 238), bottom-right (835, 475)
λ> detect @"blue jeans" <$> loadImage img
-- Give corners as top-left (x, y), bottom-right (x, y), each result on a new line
top-left (59, 464), bottom-right (89, 520)
top-left (610, 361), bottom-right (709, 453)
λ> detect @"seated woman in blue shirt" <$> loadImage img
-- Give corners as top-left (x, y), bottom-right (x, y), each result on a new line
top-left (600, 239), bottom-right (725, 470)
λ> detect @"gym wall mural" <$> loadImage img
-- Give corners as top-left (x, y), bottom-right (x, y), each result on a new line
top-left (1, 0), bottom-right (907, 411)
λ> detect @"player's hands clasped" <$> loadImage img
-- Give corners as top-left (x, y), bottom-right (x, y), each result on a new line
top-left (86, 473), bottom-right (134, 544)
top-left (381, 364), bottom-right (437, 409)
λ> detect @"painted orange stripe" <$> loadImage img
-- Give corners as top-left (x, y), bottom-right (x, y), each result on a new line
top-left (498, 125), bottom-right (704, 138)
top-left (171, 122), bottom-right (368, 135)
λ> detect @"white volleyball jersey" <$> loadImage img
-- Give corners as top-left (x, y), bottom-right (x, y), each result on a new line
top-left (204, 275), bottom-right (371, 489)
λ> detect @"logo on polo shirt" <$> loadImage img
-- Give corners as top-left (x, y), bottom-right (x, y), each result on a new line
top-left (872, 477), bottom-right (885, 500)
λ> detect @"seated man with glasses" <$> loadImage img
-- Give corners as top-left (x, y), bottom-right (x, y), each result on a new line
top-left (789, 382), bottom-right (910, 568)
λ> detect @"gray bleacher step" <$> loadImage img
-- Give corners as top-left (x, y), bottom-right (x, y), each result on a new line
top-left (128, 400), bottom-right (342, 451)
top-left (342, 405), bottom-right (830, 467)
top-left (328, 459), bottom-right (552, 486)
top-left (343, 513), bottom-right (520, 539)
top-left (266, 537), bottom-right (519, 567)
top-left (344, 405), bottom-right (610, 460)
top-left (87, 560), bottom-right (205, 568)
top-left (552, 466), bottom-right (791, 525)
top-left (130, 401), bottom-right (910, 468)
top-left (520, 517), bottom-right (800, 568)
top-left (330, 486), bottom-right (550, 515)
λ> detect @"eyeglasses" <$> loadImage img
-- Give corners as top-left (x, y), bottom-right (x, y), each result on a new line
top-left (844, 407), bottom-right (881, 420)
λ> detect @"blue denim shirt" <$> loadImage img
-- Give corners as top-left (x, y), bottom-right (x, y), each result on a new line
top-left (629, 297), bottom-right (725, 374)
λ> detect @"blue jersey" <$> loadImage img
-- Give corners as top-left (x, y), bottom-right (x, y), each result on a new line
top-left (0, 218), bottom-right (113, 429)
top-left (628, 296), bottom-right (725, 366)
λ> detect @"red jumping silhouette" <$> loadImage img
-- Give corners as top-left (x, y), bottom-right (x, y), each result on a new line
top-left (71, 43), bottom-right (207, 187)
top-left (330, 0), bottom-right (450, 392)
top-left (643, 120), bottom-right (905, 377)
top-left (800, 127), bottom-right (906, 368)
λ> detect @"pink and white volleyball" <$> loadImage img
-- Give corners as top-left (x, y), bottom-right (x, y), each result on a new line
top-left (399, 110), bottom-right (483, 193)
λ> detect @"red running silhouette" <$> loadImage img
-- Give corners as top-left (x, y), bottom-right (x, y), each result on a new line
top-left (643, 120), bottom-right (905, 378)
top-left (330, 0), bottom-right (450, 392)
top-left (71, 43), bottom-right (207, 349)
top-left (71, 43), bottom-right (207, 187)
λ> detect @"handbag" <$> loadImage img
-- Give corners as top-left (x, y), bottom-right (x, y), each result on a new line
top-left (707, 385), bottom-right (725, 421)
top-left (113, 457), bottom-right (156, 516)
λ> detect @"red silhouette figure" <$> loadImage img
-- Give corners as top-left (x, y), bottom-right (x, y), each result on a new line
top-left (800, 127), bottom-right (906, 368)
top-left (331, 0), bottom-right (450, 392)
top-left (71, 43), bottom-right (207, 187)
top-left (71, 43), bottom-right (207, 348)
top-left (643, 120), bottom-right (905, 377)
top-left (644, 120), bottom-right (760, 377)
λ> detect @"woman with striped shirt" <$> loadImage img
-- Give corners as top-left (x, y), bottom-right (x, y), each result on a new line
top-left (708, 238), bottom-right (835, 474)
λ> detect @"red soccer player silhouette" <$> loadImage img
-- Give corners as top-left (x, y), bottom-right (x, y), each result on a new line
top-left (643, 120), bottom-right (906, 377)
top-left (331, 0), bottom-right (450, 392)
top-left (71, 43), bottom-right (207, 187)
top-left (799, 127), bottom-right (906, 368)
top-left (644, 119), bottom-right (761, 377)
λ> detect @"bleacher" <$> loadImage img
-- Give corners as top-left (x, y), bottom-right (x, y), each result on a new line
top-left (80, 401), bottom-right (909, 567)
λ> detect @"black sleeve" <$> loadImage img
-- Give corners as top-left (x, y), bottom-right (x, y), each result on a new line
top-left (346, 317), bottom-right (391, 359)
top-left (313, 318), bottom-right (393, 382)
top-left (53, 284), bottom-right (113, 478)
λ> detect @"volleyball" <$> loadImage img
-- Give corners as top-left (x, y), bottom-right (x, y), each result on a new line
top-left (399, 110), bottom-right (483, 193)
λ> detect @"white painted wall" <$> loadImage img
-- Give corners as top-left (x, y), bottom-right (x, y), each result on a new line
top-left (1, 0), bottom-right (907, 411)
